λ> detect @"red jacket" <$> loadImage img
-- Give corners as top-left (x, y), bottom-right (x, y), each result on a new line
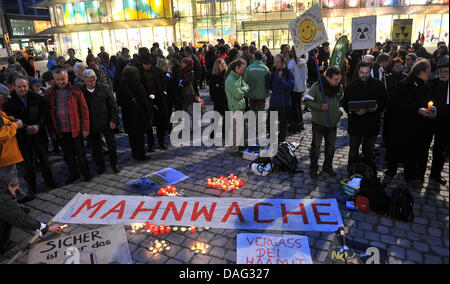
top-left (44, 83), bottom-right (90, 138)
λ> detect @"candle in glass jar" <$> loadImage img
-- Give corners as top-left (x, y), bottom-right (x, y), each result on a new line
top-left (428, 101), bottom-right (434, 110)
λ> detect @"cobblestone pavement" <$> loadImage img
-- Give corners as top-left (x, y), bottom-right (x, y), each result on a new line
top-left (1, 88), bottom-right (448, 264)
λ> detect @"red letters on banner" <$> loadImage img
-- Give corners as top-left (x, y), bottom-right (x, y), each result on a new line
top-left (311, 203), bottom-right (338, 225)
top-left (161, 201), bottom-right (188, 221)
top-left (221, 202), bottom-right (245, 223)
top-left (71, 199), bottom-right (106, 218)
top-left (254, 203), bottom-right (274, 223)
top-left (281, 203), bottom-right (309, 224)
top-left (191, 202), bottom-right (217, 222)
top-left (100, 200), bottom-right (126, 219)
top-left (130, 201), bottom-right (162, 220)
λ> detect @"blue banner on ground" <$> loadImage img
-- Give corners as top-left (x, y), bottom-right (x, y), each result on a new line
top-left (126, 168), bottom-right (189, 195)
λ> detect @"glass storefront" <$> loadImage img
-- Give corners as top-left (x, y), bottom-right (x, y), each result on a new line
top-left (47, 0), bottom-right (448, 57)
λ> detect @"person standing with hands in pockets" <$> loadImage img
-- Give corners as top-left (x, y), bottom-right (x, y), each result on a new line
top-left (44, 68), bottom-right (91, 185)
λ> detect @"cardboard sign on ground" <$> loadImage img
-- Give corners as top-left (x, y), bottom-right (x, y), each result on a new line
top-left (126, 168), bottom-right (189, 195)
top-left (27, 224), bottom-right (132, 264)
top-left (237, 233), bottom-right (313, 264)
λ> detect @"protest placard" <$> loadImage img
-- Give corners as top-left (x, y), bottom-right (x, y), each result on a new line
top-left (289, 4), bottom-right (328, 56)
top-left (237, 233), bottom-right (313, 264)
top-left (352, 16), bottom-right (376, 50)
top-left (27, 224), bottom-right (132, 264)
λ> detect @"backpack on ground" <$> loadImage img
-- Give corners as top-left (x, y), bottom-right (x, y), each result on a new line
top-left (272, 142), bottom-right (300, 173)
top-left (389, 187), bottom-right (414, 222)
top-left (351, 163), bottom-right (390, 216)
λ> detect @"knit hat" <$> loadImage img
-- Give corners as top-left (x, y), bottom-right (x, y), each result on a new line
top-left (436, 55), bottom-right (449, 69)
top-left (0, 83), bottom-right (11, 99)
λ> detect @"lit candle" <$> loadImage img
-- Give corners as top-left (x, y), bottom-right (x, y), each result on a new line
top-left (153, 227), bottom-right (159, 236)
top-left (159, 224), bottom-right (165, 234)
top-left (428, 101), bottom-right (434, 110)
top-left (190, 225), bottom-right (196, 233)
top-left (166, 225), bottom-right (171, 234)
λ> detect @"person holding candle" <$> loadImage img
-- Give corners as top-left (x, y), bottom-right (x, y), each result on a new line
top-left (429, 55), bottom-right (449, 186)
top-left (386, 59), bottom-right (435, 188)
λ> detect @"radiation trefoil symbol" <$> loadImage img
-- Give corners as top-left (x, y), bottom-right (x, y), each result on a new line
top-left (356, 23), bottom-right (372, 42)
top-left (295, 14), bottom-right (324, 50)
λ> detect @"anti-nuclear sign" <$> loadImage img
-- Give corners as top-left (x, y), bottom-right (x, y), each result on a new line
top-left (392, 19), bottom-right (413, 45)
top-left (289, 4), bottom-right (328, 56)
top-left (27, 224), bottom-right (132, 264)
top-left (352, 16), bottom-right (376, 50)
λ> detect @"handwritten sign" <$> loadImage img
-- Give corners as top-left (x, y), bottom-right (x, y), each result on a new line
top-left (289, 4), bottom-right (328, 56)
top-left (27, 224), bottom-right (132, 264)
top-left (53, 194), bottom-right (343, 231)
top-left (237, 234), bottom-right (313, 264)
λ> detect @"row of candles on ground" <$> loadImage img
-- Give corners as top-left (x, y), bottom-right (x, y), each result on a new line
top-left (131, 222), bottom-right (210, 235)
top-left (157, 185), bottom-right (183, 196)
top-left (207, 174), bottom-right (245, 191)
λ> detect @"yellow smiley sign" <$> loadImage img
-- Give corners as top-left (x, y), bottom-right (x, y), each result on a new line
top-left (295, 15), bottom-right (324, 50)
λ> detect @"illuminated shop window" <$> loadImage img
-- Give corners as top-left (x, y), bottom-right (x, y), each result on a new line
top-left (322, 0), bottom-right (345, 8)
top-left (127, 28), bottom-right (142, 54)
top-left (344, 0), bottom-right (360, 7)
top-left (376, 15), bottom-right (392, 43)
top-left (410, 13), bottom-right (425, 43)
top-left (251, 0), bottom-right (264, 13)
top-left (123, 0), bottom-right (138, 20)
top-left (439, 14), bottom-right (449, 44)
top-left (244, 31), bottom-right (259, 45)
top-left (49, 7), bottom-right (57, 27)
top-left (70, 32), bottom-right (81, 57)
top-left (140, 27), bottom-right (154, 48)
top-left (281, 0), bottom-right (295, 12)
top-left (296, 0), bottom-right (315, 13)
top-left (114, 29), bottom-right (129, 50)
top-left (111, 0), bottom-right (125, 21)
top-left (266, 0), bottom-right (281, 12)
top-left (61, 3), bottom-right (75, 25)
top-left (327, 17), bottom-right (344, 47)
top-left (137, 0), bottom-right (172, 19)
top-left (78, 32), bottom-right (92, 59)
top-left (274, 29), bottom-right (289, 49)
top-left (235, 0), bottom-right (251, 15)
top-left (90, 31), bottom-right (104, 55)
top-left (86, 1), bottom-right (101, 24)
top-left (223, 26), bottom-right (236, 44)
top-left (423, 14), bottom-right (443, 46)
top-left (173, 0), bottom-right (193, 17)
top-left (260, 30), bottom-right (274, 49)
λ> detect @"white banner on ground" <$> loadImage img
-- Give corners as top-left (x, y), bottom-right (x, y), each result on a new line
top-left (53, 194), bottom-right (343, 232)
top-left (237, 233), bottom-right (313, 264)
top-left (27, 224), bottom-right (132, 264)
top-left (352, 16), bottom-right (377, 50)
top-left (289, 4), bottom-right (328, 56)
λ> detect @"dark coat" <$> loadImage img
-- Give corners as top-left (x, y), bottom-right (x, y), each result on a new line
top-left (430, 77), bottom-right (449, 133)
top-left (81, 83), bottom-right (119, 132)
top-left (117, 81), bottom-right (151, 135)
top-left (18, 57), bottom-right (35, 77)
top-left (209, 73), bottom-right (228, 112)
top-left (180, 70), bottom-right (195, 106)
top-left (343, 77), bottom-right (388, 137)
top-left (4, 90), bottom-right (48, 144)
top-left (266, 67), bottom-right (295, 108)
top-left (387, 76), bottom-right (433, 159)
top-left (0, 185), bottom-right (41, 232)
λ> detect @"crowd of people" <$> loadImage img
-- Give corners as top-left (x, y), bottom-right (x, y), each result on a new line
top-left (0, 37), bottom-right (448, 255)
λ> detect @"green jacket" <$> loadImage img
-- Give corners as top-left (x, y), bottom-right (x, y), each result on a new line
top-left (225, 71), bottom-right (249, 111)
top-left (304, 82), bottom-right (344, 127)
top-left (243, 60), bottom-right (270, 100)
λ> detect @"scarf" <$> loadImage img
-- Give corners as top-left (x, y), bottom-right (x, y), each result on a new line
top-left (321, 75), bottom-right (340, 98)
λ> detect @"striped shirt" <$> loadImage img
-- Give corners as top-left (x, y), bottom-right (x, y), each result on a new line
top-left (55, 87), bottom-right (71, 133)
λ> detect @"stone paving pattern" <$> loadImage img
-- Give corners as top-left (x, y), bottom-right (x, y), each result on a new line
top-left (1, 87), bottom-right (448, 264)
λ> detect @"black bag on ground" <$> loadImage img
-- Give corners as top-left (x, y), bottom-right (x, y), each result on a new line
top-left (389, 187), bottom-right (414, 222)
top-left (351, 163), bottom-right (390, 216)
top-left (272, 142), bottom-right (299, 173)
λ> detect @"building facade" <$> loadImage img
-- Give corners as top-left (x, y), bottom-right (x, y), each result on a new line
top-left (36, 0), bottom-right (449, 59)
top-left (1, 0), bottom-right (52, 59)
